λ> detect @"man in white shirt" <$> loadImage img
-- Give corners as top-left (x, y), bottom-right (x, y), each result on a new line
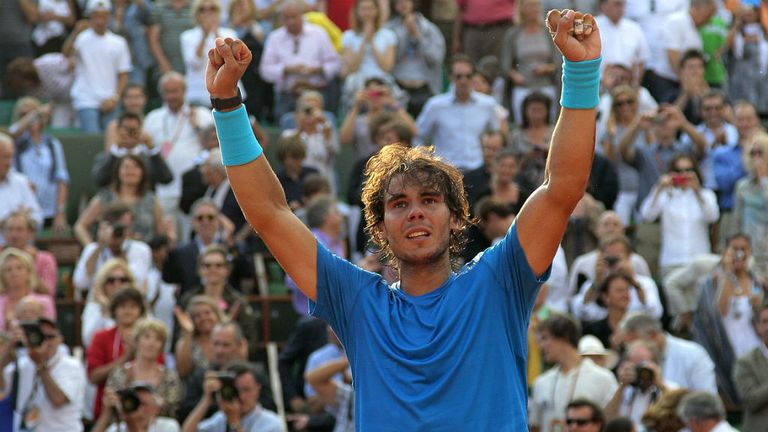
top-left (144, 71), bottom-right (213, 237)
top-left (595, 0), bottom-right (649, 83)
top-left (72, 202), bottom-right (152, 299)
top-left (0, 133), bottom-right (43, 236)
top-left (644, 0), bottom-right (716, 103)
top-left (0, 318), bottom-right (87, 432)
top-left (530, 314), bottom-right (619, 432)
top-left (677, 391), bottom-right (739, 432)
top-left (617, 312), bottom-right (717, 394)
top-left (64, 0), bottom-right (132, 133)
top-left (93, 383), bottom-right (181, 432)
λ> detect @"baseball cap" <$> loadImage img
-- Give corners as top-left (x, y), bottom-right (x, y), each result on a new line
top-left (86, 0), bottom-right (112, 14)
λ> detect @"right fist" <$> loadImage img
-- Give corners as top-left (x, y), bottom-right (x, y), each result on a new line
top-left (206, 38), bottom-right (252, 99)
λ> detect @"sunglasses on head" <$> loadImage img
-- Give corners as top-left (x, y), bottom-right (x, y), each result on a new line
top-left (566, 418), bottom-right (594, 426)
top-left (106, 276), bottom-right (131, 284)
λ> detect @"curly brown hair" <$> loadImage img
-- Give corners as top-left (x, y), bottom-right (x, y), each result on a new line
top-left (360, 145), bottom-right (472, 270)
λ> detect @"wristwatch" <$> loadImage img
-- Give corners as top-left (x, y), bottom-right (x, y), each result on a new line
top-left (211, 88), bottom-right (242, 111)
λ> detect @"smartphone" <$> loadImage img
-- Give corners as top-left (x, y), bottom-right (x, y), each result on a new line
top-left (671, 174), bottom-right (687, 187)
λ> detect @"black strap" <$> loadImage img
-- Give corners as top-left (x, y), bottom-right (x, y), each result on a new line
top-left (10, 358), bottom-right (19, 417)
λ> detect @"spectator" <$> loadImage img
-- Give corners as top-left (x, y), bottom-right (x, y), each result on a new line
top-left (595, 0), bottom-right (649, 83)
top-left (386, 0), bottom-right (446, 117)
top-left (500, 0), bottom-right (561, 124)
top-left (697, 6), bottom-right (728, 90)
top-left (577, 334), bottom-right (616, 369)
top-left (340, 77), bottom-right (417, 160)
top-left (582, 272), bottom-right (637, 350)
top-left (605, 340), bottom-right (672, 428)
top-left (571, 235), bottom-right (663, 322)
top-left (148, 0), bottom-right (193, 75)
top-left (734, 101), bottom-right (765, 150)
top-left (283, 93), bottom-right (340, 193)
top-left (416, 54), bottom-right (499, 170)
top-left (144, 235), bottom-right (177, 350)
top-left (733, 304), bottom-right (768, 432)
top-left (471, 68), bottom-right (510, 136)
top-left (0, 133), bottom-right (43, 231)
top-left (106, 318), bottom-right (181, 417)
top-left (734, 134), bottom-right (768, 279)
top-left (304, 352), bottom-right (354, 432)
top-left (0, 0), bottom-right (37, 90)
top-left (144, 72), bottom-right (214, 221)
top-left (0, 248), bottom-right (56, 331)
top-left (81, 258), bottom-right (136, 347)
top-left (671, 49), bottom-right (712, 124)
top-left (530, 314), bottom-right (618, 432)
top-left (3, 54), bottom-right (75, 127)
top-left (259, 0), bottom-right (342, 120)
top-left (180, 0), bottom-right (238, 106)
top-left (645, 0), bottom-right (716, 104)
top-left (561, 193), bottom-right (605, 267)
top-left (617, 312), bottom-right (717, 393)
top-left (464, 197), bottom-right (516, 263)
top-left (565, 398), bottom-right (606, 432)
top-left (278, 316), bottom-right (328, 416)
top-left (110, 0), bottom-right (154, 86)
top-left (179, 126), bottom-right (222, 216)
top-left (199, 149), bottom-right (247, 233)
top-left (72, 202), bottom-right (152, 298)
top-left (463, 130), bottom-right (506, 211)
top-left (595, 63), bottom-right (658, 147)
top-left (276, 134), bottom-right (320, 211)
top-left (174, 295), bottom-right (224, 378)
top-left (510, 91), bottom-right (555, 157)
top-left (286, 196), bottom-right (347, 315)
top-left (92, 383), bottom-right (181, 432)
top-left (1, 210), bottom-right (59, 295)
top-left (640, 388), bottom-right (689, 432)
top-left (706, 93), bottom-right (746, 216)
top-left (640, 154), bottom-right (719, 278)
top-left (87, 286), bottom-right (150, 419)
top-left (692, 233), bottom-right (763, 409)
top-left (482, 149), bottom-right (526, 215)
top-left (103, 83), bottom-right (149, 151)
top-left (10, 97), bottom-right (70, 231)
top-left (178, 245), bottom-right (259, 356)
top-left (567, 210), bottom-right (652, 301)
top-left (77, 154), bottom-right (166, 244)
top-left (603, 417), bottom-right (634, 432)
top-left (181, 361), bottom-right (283, 432)
top-left (452, 0), bottom-right (514, 63)
top-left (340, 0), bottom-right (399, 110)
top-left (0, 317), bottom-right (86, 432)
top-left (163, 198), bottom-right (252, 295)
top-left (729, 5), bottom-right (768, 116)
top-left (676, 391), bottom-right (739, 432)
top-left (91, 112), bottom-right (174, 190)
top-left (64, 0), bottom-right (132, 133)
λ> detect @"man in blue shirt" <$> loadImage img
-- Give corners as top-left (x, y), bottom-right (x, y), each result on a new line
top-left (207, 8), bottom-right (602, 430)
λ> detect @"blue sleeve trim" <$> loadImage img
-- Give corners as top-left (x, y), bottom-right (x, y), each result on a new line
top-left (560, 56), bottom-right (602, 109)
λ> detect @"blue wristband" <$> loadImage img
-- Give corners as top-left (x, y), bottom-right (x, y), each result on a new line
top-left (560, 57), bottom-right (602, 109)
top-left (212, 105), bottom-right (264, 166)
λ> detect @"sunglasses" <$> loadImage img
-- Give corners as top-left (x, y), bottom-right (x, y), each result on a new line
top-left (566, 418), bottom-right (594, 426)
top-left (41, 333), bottom-right (58, 341)
top-left (201, 262), bottom-right (227, 269)
top-left (106, 276), bottom-right (131, 284)
top-left (613, 98), bottom-right (636, 108)
top-left (702, 104), bottom-right (723, 111)
top-left (750, 149), bottom-right (764, 157)
top-left (453, 73), bottom-right (472, 80)
top-left (195, 214), bottom-right (216, 222)
top-left (671, 167), bottom-right (695, 173)
top-left (198, 5), bottom-right (218, 12)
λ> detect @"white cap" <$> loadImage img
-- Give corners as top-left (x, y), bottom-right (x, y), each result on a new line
top-left (578, 335), bottom-right (618, 369)
top-left (86, 0), bottom-right (112, 14)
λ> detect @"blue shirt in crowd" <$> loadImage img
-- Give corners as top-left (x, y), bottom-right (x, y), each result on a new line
top-left (310, 224), bottom-right (548, 431)
top-left (712, 143), bottom-right (747, 211)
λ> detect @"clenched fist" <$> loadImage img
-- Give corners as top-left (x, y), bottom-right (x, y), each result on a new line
top-left (206, 37), bottom-right (252, 99)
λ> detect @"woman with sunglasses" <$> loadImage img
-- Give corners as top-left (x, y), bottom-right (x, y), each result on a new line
top-left (639, 154), bottom-right (719, 279)
top-left (178, 245), bottom-right (258, 357)
top-left (81, 258), bottom-right (137, 348)
top-left (601, 84), bottom-right (652, 227)
top-left (733, 134), bottom-right (768, 280)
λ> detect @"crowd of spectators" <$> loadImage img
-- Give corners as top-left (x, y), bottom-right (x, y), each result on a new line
top-left (2, 0), bottom-right (768, 430)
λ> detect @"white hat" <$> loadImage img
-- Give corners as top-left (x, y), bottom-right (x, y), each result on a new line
top-left (578, 335), bottom-right (618, 369)
top-left (86, 0), bottom-right (112, 14)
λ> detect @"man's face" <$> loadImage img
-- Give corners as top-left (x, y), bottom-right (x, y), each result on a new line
top-left (724, 236), bottom-right (751, 273)
top-left (691, 3), bottom-right (716, 27)
top-left (117, 118), bottom-right (142, 148)
top-left (566, 406), bottom-right (602, 432)
top-left (480, 134), bottom-right (504, 167)
top-left (106, 213), bottom-right (133, 252)
top-left (193, 205), bottom-right (219, 239)
top-left (234, 373), bottom-right (260, 414)
top-left (537, 330), bottom-right (560, 363)
top-left (3, 216), bottom-right (33, 249)
top-left (282, 3), bottom-right (303, 35)
top-left (735, 105), bottom-right (760, 138)
top-left (213, 326), bottom-right (241, 365)
top-left (114, 301), bottom-right (142, 327)
top-left (681, 58), bottom-right (705, 81)
top-left (0, 141), bottom-right (14, 180)
top-left (601, 0), bottom-right (625, 23)
top-left (124, 390), bottom-right (160, 424)
top-left (601, 277), bottom-right (631, 311)
top-left (161, 78), bottom-right (186, 111)
top-left (757, 308), bottom-right (768, 346)
top-left (601, 242), bottom-right (631, 272)
top-left (596, 212), bottom-right (624, 239)
top-left (394, 0), bottom-right (413, 16)
top-left (701, 97), bottom-right (726, 127)
top-left (378, 174), bottom-right (457, 268)
top-left (36, 322), bottom-right (61, 360)
top-left (451, 61), bottom-right (474, 98)
top-left (90, 10), bottom-right (110, 33)
top-left (492, 155), bottom-right (519, 183)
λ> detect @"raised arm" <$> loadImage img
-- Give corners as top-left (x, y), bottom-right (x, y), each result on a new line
top-left (516, 10), bottom-right (602, 277)
top-left (207, 38), bottom-right (319, 302)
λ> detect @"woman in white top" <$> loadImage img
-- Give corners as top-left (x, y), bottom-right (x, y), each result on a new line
top-left (81, 258), bottom-right (137, 347)
top-left (180, 0), bottom-right (238, 106)
top-left (640, 154), bottom-right (719, 279)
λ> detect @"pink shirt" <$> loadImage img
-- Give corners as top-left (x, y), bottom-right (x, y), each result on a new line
top-left (0, 293), bottom-right (57, 330)
top-left (457, 0), bottom-right (515, 25)
top-left (35, 251), bottom-right (59, 296)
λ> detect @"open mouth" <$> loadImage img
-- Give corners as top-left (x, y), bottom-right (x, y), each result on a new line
top-left (406, 231), bottom-right (429, 239)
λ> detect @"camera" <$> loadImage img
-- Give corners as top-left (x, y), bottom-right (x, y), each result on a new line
top-left (20, 321), bottom-right (44, 348)
top-left (671, 174), bottom-right (687, 187)
top-left (117, 388), bottom-right (142, 414)
top-left (632, 364), bottom-right (655, 389)
top-left (213, 372), bottom-right (239, 401)
top-left (603, 255), bottom-right (620, 267)
top-left (112, 223), bottom-right (126, 239)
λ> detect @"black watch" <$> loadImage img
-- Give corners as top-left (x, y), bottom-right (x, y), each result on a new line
top-left (211, 88), bottom-right (242, 111)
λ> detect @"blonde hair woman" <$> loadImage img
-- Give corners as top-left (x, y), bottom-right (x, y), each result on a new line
top-left (81, 258), bottom-right (137, 347)
top-left (0, 248), bottom-right (55, 331)
top-left (734, 133), bottom-right (768, 279)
